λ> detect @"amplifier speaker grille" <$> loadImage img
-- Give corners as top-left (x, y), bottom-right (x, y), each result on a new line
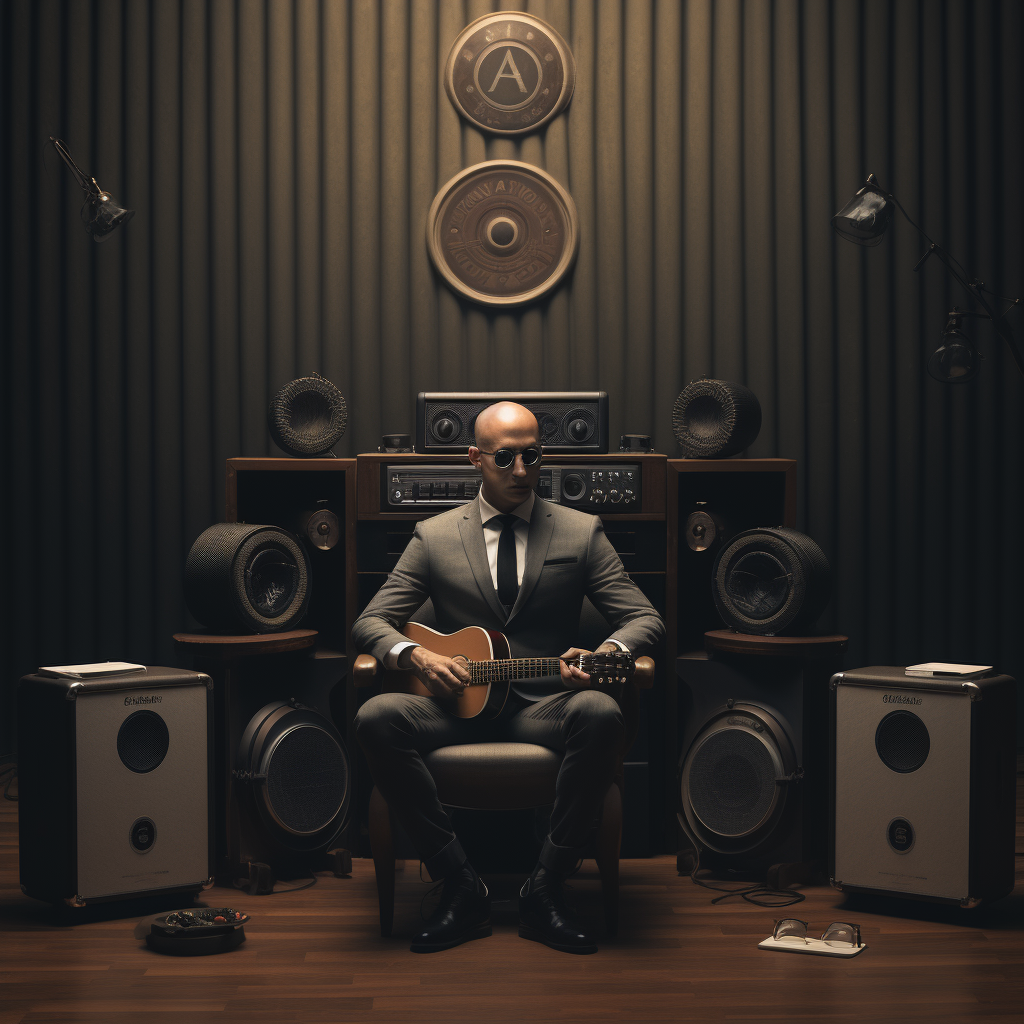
top-left (265, 725), bottom-right (350, 835)
top-left (874, 710), bottom-right (930, 773)
top-left (117, 711), bottom-right (170, 774)
top-left (688, 729), bottom-right (778, 837)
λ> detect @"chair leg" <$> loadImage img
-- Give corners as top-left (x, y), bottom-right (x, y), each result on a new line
top-left (595, 781), bottom-right (622, 937)
top-left (368, 786), bottom-right (396, 937)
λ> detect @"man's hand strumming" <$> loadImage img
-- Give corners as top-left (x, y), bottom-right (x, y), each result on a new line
top-left (409, 646), bottom-right (471, 699)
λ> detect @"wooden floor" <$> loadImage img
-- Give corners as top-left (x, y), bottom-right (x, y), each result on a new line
top-left (2, 789), bottom-right (1024, 1024)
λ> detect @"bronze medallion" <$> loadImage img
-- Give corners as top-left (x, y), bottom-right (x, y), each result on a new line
top-left (445, 13), bottom-right (575, 135)
top-left (426, 160), bottom-right (579, 308)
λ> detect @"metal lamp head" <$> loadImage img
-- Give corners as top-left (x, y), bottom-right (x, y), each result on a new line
top-left (81, 190), bottom-right (134, 242)
top-left (50, 138), bottom-right (133, 242)
top-left (927, 317), bottom-right (979, 383)
top-left (832, 175), bottom-right (893, 246)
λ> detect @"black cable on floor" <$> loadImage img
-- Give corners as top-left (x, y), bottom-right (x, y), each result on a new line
top-left (687, 846), bottom-right (805, 908)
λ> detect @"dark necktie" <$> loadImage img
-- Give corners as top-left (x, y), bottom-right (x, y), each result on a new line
top-left (492, 514), bottom-right (520, 608)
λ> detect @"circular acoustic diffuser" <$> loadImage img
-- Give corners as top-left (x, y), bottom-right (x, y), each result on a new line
top-left (444, 12), bottom-right (575, 136)
top-left (268, 375), bottom-right (347, 457)
top-left (672, 379), bottom-right (762, 458)
top-left (235, 701), bottom-right (351, 854)
top-left (678, 703), bottom-right (797, 854)
top-left (712, 528), bottom-right (832, 636)
top-left (426, 160), bottom-right (579, 308)
top-left (184, 523), bottom-right (311, 633)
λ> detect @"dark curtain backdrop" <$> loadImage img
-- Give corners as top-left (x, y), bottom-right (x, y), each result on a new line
top-left (3, 0), bottom-right (1022, 736)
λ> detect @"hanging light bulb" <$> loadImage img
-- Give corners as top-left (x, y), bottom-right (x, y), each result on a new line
top-left (927, 313), bottom-right (979, 383)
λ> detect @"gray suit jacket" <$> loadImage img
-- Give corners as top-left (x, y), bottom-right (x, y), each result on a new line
top-left (352, 496), bottom-right (664, 670)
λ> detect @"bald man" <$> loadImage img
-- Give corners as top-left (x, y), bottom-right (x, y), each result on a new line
top-left (353, 402), bottom-right (664, 954)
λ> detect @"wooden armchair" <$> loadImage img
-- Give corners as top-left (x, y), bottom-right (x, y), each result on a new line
top-left (351, 652), bottom-right (654, 938)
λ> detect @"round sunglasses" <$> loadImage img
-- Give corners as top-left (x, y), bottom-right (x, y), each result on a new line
top-left (475, 445), bottom-right (542, 469)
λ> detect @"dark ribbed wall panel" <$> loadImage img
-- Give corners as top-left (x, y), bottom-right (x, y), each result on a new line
top-left (2, 1), bottom-right (1022, 733)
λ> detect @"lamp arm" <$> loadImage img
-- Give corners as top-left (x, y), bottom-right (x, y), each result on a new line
top-left (870, 173), bottom-right (1024, 381)
top-left (49, 137), bottom-right (100, 196)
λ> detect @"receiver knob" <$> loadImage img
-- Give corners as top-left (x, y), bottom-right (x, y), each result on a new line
top-left (433, 416), bottom-right (458, 441)
top-left (609, 489), bottom-right (623, 503)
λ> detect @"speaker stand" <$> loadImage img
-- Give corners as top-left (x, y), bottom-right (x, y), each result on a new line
top-left (173, 630), bottom-right (318, 885)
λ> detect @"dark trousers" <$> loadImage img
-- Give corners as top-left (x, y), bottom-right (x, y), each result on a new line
top-left (354, 688), bottom-right (625, 880)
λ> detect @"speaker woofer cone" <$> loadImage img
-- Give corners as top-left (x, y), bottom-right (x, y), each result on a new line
top-left (678, 704), bottom-right (797, 854)
top-left (185, 523), bottom-right (311, 633)
top-left (268, 376), bottom-right (347, 457)
top-left (673, 379), bottom-right (762, 458)
top-left (237, 701), bottom-right (352, 853)
top-left (875, 710), bottom-right (930, 774)
top-left (117, 711), bottom-right (170, 774)
top-left (712, 528), bottom-right (831, 635)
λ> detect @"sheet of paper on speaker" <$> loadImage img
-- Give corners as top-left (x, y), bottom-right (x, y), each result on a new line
top-left (37, 662), bottom-right (147, 679)
top-left (904, 662), bottom-right (993, 678)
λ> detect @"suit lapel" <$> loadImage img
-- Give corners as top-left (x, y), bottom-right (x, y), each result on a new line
top-left (458, 497), bottom-right (508, 624)
top-left (507, 498), bottom-right (554, 624)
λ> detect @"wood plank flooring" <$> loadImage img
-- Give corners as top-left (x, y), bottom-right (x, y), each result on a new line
top-left (2, 785), bottom-right (1023, 1024)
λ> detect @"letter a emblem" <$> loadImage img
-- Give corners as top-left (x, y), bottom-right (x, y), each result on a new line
top-left (488, 49), bottom-right (528, 94)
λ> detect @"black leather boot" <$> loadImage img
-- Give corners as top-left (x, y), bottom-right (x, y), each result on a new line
top-left (518, 865), bottom-right (597, 954)
top-left (410, 863), bottom-right (491, 953)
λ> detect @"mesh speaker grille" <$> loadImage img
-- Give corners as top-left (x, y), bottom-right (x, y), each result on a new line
top-left (268, 376), bottom-right (347, 457)
top-left (265, 725), bottom-right (349, 835)
top-left (875, 710), bottom-right (930, 773)
top-left (117, 710), bottom-right (170, 774)
top-left (687, 728), bottom-right (778, 837)
top-left (672, 379), bottom-right (762, 457)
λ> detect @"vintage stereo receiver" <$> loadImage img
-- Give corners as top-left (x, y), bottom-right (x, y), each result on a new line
top-left (381, 463), bottom-right (642, 510)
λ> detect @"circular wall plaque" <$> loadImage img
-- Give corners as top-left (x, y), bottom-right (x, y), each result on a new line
top-left (426, 160), bottom-right (579, 308)
top-left (445, 13), bottom-right (575, 135)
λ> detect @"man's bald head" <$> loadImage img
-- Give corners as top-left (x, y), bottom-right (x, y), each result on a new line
top-left (467, 402), bottom-right (542, 512)
top-left (473, 402), bottom-right (540, 450)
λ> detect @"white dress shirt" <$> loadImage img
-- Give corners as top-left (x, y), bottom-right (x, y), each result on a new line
top-left (383, 490), bottom-right (626, 668)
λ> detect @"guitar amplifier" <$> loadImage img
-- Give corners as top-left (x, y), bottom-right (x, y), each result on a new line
top-left (416, 392), bottom-right (609, 454)
top-left (831, 666), bottom-right (1016, 906)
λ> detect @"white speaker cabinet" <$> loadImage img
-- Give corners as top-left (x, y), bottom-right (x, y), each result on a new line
top-left (830, 666), bottom-right (1015, 907)
top-left (18, 667), bottom-right (214, 907)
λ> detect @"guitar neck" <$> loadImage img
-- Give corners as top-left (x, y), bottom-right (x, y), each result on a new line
top-left (467, 658), bottom-right (562, 685)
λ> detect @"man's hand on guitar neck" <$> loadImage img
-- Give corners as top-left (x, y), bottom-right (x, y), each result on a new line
top-left (559, 642), bottom-right (619, 689)
top-left (406, 645), bottom-right (471, 698)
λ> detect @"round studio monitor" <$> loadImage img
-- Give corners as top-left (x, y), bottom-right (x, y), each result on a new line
top-left (234, 700), bottom-right (351, 854)
top-left (268, 375), bottom-right (347, 457)
top-left (672, 379), bottom-right (762, 458)
top-left (678, 702), bottom-right (798, 854)
top-left (712, 527), bottom-right (831, 635)
top-left (185, 523), bottom-right (311, 633)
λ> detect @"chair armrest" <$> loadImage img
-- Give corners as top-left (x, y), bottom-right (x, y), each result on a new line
top-left (352, 654), bottom-right (380, 687)
top-left (633, 656), bottom-right (654, 689)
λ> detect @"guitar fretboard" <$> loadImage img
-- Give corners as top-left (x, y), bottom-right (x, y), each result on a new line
top-left (466, 658), bottom-right (564, 685)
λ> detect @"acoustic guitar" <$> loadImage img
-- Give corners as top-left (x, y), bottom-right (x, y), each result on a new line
top-left (381, 621), bottom-right (642, 720)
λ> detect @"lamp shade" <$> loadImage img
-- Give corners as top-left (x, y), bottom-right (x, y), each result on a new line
top-left (832, 182), bottom-right (893, 246)
top-left (82, 193), bottom-right (134, 242)
top-left (927, 325), bottom-right (978, 383)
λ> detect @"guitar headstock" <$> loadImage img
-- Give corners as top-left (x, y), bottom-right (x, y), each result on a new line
top-left (576, 651), bottom-right (634, 687)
